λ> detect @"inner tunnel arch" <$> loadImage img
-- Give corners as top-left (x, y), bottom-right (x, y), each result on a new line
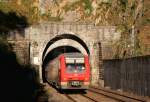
top-left (43, 39), bottom-right (88, 60)
top-left (42, 34), bottom-right (90, 62)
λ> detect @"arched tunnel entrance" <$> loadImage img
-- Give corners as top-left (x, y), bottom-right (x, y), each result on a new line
top-left (41, 34), bottom-right (90, 83)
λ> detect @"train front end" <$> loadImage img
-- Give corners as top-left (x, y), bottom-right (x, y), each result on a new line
top-left (60, 53), bottom-right (90, 89)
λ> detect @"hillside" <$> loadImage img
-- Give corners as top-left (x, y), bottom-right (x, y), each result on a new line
top-left (0, 0), bottom-right (149, 58)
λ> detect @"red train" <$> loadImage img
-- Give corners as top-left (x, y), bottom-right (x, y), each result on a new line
top-left (45, 53), bottom-right (90, 89)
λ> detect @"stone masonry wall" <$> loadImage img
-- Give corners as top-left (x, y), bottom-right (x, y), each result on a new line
top-left (8, 40), bottom-right (30, 65)
top-left (6, 22), bottom-right (121, 86)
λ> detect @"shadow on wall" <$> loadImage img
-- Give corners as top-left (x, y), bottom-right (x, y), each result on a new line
top-left (0, 10), bottom-right (29, 36)
top-left (0, 10), bottom-right (41, 102)
top-left (0, 39), bottom-right (40, 102)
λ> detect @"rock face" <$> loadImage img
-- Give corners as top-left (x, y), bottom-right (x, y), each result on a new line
top-left (138, 0), bottom-right (150, 55)
top-left (38, 0), bottom-right (149, 57)
top-left (39, 0), bottom-right (143, 25)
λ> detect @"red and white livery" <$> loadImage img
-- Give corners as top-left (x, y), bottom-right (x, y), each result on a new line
top-left (45, 53), bottom-right (90, 89)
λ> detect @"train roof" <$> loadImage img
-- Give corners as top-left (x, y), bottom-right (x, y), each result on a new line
top-left (63, 53), bottom-right (84, 58)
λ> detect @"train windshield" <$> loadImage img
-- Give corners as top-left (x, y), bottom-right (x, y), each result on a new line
top-left (66, 63), bottom-right (85, 73)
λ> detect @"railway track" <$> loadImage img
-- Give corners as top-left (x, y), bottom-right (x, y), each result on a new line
top-left (64, 94), bottom-right (98, 102)
top-left (88, 87), bottom-right (147, 102)
top-left (44, 84), bottom-right (148, 102)
top-left (64, 94), bottom-right (77, 102)
top-left (64, 89), bottom-right (118, 102)
top-left (80, 94), bottom-right (100, 102)
top-left (63, 88), bottom-right (146, 102)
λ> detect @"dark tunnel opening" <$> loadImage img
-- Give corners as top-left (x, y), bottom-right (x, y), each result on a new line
top-left (42, 46), bottom-right (81, 82)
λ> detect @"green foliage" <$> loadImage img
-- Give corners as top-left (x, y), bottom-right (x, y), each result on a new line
top-left (0, 2), bottom-right (11, 13)
top-left (142, 18), bottom-right (150, 25)
top-left (116, 24), bottom-right (128, 32)
top-left (118, 0), bottom-right (128, 12)
top-left (63, 4), bottom-right (72, 12)
top-left (0, 0), bottom-right (39, 24)
top-left (83, 0), bottom-right (93, 15)
top-left (63, 0), bottom-right (93, 16)
top-left (48, 16), bottom-right (63, 22)
top-left (41, 13), bottom-right (63, 22)
top-left (63, 1), bottom-right (81, 12)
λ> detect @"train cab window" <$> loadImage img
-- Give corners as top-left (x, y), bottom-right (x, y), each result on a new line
top-left (76, 63), bottom-right (85, 72)
top-left (66, 64), bottom-right (74, 72)
top-left (66, 63), bottom-right (85, 73)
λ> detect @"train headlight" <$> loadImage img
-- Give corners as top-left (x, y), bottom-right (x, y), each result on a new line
top-left (84, 82), bottom-right (90, 85)
top-left (82, 67), bottom-right (85, 70)
top-left (85, 78), bottom-right (88, 81)
top-left (74, 70), bottom-right (77, 73)
top-left (63, 78), bottom-right (67, 81)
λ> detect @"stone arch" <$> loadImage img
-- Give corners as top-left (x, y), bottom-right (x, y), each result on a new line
top-left (42, 34), bottom-right (90, 61)
top-left (43, 39), bottom-right (88, 60)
